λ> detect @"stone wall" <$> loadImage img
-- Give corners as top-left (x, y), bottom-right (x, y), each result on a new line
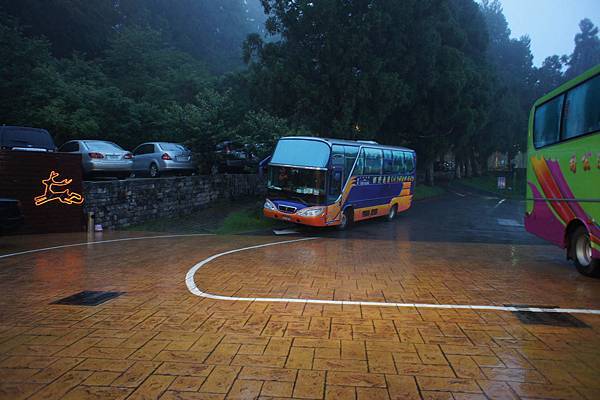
top-left (83, 174), bottom-right (266, 230)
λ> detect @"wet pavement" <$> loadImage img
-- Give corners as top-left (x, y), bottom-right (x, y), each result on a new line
top-left (0, 190), bottom-right (599, 400)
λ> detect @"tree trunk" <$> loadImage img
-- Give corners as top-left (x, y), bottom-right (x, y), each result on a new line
top-left (473, 155), bottom-right (482, 176)
top-left (425, 160), bottom-right (434, 186)
top-left (455, 158), bottom-right (462, 180)
top-left (466, 157), bottom-right (473, 178)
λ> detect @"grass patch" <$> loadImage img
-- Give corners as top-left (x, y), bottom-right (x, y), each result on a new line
top-left (215, 208), bottom-right (276, 234)
top-left (458, 174), bottom-right (525, 199)
top-left (413, 184), bottom-right (446, 201)
top-left (126, 197), bottom-right (277, 235)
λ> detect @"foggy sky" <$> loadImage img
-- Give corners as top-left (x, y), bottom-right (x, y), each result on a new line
top-left (500, 0), bottom-right (599, 66)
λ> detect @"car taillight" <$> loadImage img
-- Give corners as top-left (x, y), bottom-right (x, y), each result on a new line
top-left (161, 153), bottom-right (172, 160)
top-left (124, 153), bottom-right (133, 159)
top-left (89, 152), bottom-right (104, 159)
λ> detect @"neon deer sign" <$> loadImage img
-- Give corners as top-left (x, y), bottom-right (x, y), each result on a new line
top-left (34, 171), bottom-right (84, 206)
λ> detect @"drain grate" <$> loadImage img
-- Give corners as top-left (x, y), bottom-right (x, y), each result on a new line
top-left (51, 291), bottom-right (124, 306)
top-left (504, 304), bottom-right (589, 328)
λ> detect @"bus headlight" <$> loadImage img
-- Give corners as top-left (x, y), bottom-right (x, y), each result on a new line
top-left (264, 199), bottom-right (277, 211)
top-left (297, 207), bottom-right (325, 217)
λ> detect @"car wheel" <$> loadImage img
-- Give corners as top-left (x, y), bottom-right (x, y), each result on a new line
top-left (149, 164), bottom-right (159, 178)
top-left (571, 226), bottom-right (600, 277)
top-left (337, 208), bottom-right (353, 230)
top-left (387, 204), bottom-right (398, 221)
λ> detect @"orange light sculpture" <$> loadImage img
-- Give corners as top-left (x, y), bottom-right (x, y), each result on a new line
top-left (34, 171), bottom-right (84, 206)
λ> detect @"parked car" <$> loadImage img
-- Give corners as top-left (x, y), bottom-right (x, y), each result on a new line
top-left (214, 141), bottom-right (259, 173)
top-left (59, 140), bottom-right (133, 179)
top-left (132, 142), bottom-right (195, 178)
top-left (0, 198), bottom-right (24, 234)
top-left (0, 126), bottom-right (56, 152)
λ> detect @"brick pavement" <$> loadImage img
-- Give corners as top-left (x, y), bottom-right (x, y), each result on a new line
top-left (0, 232), bottom-right (599, 399)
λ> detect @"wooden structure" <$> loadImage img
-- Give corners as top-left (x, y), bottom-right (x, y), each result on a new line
top-left (0, 151), bottom-right (85, 233)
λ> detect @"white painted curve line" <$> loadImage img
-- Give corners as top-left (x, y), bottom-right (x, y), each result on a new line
top-left (186, 238), bottom-right (600, 315)
top-left (450, 190), bottom-right (466, 197)
top-left (494, 198), bottom-right (506, 208)
top-left (0, 233), bottom-right (214, 260)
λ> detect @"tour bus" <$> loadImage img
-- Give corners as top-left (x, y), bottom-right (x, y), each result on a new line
top-left (525, 64), bottom-right (599, 276)
top-left (263, 137), bottom-right (416, 229)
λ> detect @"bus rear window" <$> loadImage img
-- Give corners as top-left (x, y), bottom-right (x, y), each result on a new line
top-left (562, 74), bottom-right (600, 140)
top-left (534, 95), bottom-right (564, 148)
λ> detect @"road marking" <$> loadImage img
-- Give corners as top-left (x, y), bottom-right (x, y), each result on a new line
top-left (0, 234), bottom-right (214, 260)
top-left (273, 228), bottom-right (300, 235)
top-left (494, 199), bottom-right (506, 208)
top-left (185, 238), bottom-right (600, 315)
top-left (497, 218), bottom-right (524, 227)
top-left (450, 190), bottom-right (466, 197)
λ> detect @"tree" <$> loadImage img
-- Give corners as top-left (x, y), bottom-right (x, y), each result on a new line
top-left (534, 55), bottom-right (565, 97)
top-left (565, 18), bottom-right (600, 79)
top-left (479, 0), bottom-right (535, 163)
top-left (0, 0), bottom-right (118, 58)
top-left (245, 0), bottom-right (497, 185)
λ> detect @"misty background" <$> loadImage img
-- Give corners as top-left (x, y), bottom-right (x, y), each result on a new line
top-left (1, 0), bottom-right (598, 183)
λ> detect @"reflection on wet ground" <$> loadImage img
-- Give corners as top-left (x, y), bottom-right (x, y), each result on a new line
top-left (0, 191), bottom-right (599, 399)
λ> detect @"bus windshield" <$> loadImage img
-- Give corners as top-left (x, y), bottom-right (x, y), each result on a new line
top-left (267, 165), bottom-right (326, 205)
top-left (270, 139), bottom-right (330, 168)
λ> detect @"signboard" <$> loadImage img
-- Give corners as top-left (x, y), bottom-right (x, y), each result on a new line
top-left (0, 151), bottom-right (85, 233)
top-left (497, 176), bottom-right (506, 190)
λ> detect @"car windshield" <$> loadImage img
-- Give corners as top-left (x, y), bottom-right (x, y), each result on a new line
top-left (268, 165), bottom-right (326, 206)
top-left (160, 143), bottom-right (186, 151)
top-left (270, 139), bottom-right (330, 168)
top-left (1, 127), bottom-right (55, 150)
top-left (85, 141), bottom-right (123, 152)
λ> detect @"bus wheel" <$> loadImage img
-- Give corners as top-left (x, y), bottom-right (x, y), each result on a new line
top-left (386, 204), bottom-right (398, 221)
top-left (337, 209), bottom-right (353, 230)
top-left (571, 226), bottom-right (600, 277)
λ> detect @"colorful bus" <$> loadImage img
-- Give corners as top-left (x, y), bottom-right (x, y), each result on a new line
top-left (525, 64), bottom-right (600, 276)
top-left (263, 137), bottom-right (416, 229)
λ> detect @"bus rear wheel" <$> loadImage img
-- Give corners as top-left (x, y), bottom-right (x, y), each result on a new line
top-left (571, 226), bottom-right (600, 277)
top-left (337, 209), bottom-right (353, 230)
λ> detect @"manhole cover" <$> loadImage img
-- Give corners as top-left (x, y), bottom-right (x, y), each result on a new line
top-left (51, 291), bottom-right (124, 306)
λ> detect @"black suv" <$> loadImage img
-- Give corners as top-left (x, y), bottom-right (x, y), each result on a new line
top-left (214, 141), bottom-right (259, 173)
top-left (0, 125), bottom-right (56, 152)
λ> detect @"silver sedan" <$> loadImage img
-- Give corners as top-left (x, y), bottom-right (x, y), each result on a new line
top-left (59, 140), bottom-right (133, 179)
top-left (132, 142), bottom-right (195, 178)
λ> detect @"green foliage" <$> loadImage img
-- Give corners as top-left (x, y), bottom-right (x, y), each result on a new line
top-left (2, 0), bottom-right (598, 183)
top-left (565, 18), bottom-right (600, 79)
top-left (413, 185), bottom-right (446, 201)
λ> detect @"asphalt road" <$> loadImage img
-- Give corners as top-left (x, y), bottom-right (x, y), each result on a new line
top-left (284, 188), bottom-right (546, 246)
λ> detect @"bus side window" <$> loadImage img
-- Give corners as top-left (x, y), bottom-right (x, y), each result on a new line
top-left (344, 146), bottom-right (358, 181)
top-left (364, 148), bottom-right (383, 175)
top-left (534, 95), bottom-right (564, 148)
top-left (392, 150), bottom-right (404, 174)
top-left (404, 152), bottom-right (415, 172)
top-left (383, 150), bottom-right (394, 174)
top-left (561, 74), bottom-right (600, 140)
top-left (352, 149), bottom-right (365, 176)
